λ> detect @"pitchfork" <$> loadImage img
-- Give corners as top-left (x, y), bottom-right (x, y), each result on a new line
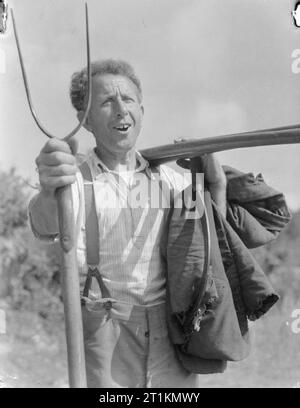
top-left (11, 3), bottom-right (92, 388)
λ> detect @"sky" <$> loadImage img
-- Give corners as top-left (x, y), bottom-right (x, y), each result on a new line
top-left (1, 0), bottom-right (300, 208)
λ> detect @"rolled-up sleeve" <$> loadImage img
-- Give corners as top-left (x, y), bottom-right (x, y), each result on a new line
top-left (27, 171), bottom-right (83, 243)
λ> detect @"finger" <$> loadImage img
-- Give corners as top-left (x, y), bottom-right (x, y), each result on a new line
top-left (174, 138), bottom-right (187, 144)
top-left (40, 175), bottom-right (77, 189)
top-left (37, 151), bottom-right (76, 167)
top-left (39, 164), bottom-right (77, 177)
top-left (202, 153), bottom-right (218, 171)
top-left (41, 138), bottom-right (73, 154)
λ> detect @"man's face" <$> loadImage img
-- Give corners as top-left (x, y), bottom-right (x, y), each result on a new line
top-left (86, 74), bottom-right (144, 155)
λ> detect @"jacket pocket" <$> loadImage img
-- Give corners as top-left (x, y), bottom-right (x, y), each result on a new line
top-left (183, 275), bottom-right (250, 361)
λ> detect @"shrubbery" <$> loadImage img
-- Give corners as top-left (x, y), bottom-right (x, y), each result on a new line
top-left (0, 168), bottom-right (63, 320)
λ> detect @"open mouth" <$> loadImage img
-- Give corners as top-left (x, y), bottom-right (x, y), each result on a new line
top-left (113, 124), bottom-right (131, 133)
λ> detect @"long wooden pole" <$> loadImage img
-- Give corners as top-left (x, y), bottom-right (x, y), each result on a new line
top-left (140, 125), bottom-right (300, 165)
top-left (56, 186), bottom-right (87, 388)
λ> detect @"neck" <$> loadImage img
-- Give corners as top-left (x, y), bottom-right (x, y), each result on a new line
top-left (94, 145), bottom-right (137, 172)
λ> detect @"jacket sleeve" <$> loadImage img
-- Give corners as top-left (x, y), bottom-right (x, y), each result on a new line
top-left (223, 165), bottom-right (291, 248)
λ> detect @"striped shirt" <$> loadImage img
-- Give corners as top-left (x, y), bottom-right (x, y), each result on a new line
top-left (29, 149), bottom-right (189, 306)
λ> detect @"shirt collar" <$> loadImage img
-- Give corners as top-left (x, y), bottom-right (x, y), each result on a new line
top-left (87, 148), bottom-right (154, 180)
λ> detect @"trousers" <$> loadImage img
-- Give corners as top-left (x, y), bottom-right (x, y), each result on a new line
top-left (82, 300), bottom-right (200, 388)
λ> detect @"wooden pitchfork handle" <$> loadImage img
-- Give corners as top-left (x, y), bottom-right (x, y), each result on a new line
top-left (11, 4), bottom-right (92, 388)
top-left (56, 186), bottom-right (87, 387)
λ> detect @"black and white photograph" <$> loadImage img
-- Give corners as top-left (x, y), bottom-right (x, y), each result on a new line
top-left (1, 0), bottom-right (300, 389)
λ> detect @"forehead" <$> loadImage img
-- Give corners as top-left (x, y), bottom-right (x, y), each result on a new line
top-left (92, 74), bottom-right (139, 98)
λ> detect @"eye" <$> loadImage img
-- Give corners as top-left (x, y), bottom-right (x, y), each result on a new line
top-left (101, 98), bottom-right (113, 106)
top-left (123, 96), bottom-right (135, 103)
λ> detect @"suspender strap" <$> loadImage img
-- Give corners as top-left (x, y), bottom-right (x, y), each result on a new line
top-left (79, 161), bottom-right (99, 266)
top-left (79, 161), bottom-right (111, 300)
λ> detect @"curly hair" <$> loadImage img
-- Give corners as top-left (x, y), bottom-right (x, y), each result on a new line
top-left (69, 59), bottom-right (143, 111)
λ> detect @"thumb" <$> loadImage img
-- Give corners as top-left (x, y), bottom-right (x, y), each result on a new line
top-left (174, 138), bottom-right (187, 144)
top-left (68, 137), bottom-right (78, 156)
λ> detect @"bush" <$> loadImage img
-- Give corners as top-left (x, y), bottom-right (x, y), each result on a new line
top-left (0, 168), bottom-right (29, 236)
top-left (0, 168), bottom-right (63, 319)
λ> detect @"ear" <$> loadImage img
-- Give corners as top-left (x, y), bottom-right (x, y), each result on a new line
top-left (77, 110), bottom-right (93, 132)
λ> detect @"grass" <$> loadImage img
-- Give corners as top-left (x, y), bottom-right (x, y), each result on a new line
top-left (1, 287), bottom-right (300, 388)
top-left (0, 305), bottom-right (68, 388)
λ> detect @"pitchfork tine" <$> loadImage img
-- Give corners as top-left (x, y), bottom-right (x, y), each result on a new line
top-left (11, 3), bottom-right (92, 141)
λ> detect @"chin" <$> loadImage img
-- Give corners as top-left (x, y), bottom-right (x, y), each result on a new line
top-left (116, 137), bottom-right (137, 150)
top-left (110, 142), bottom-right (133, 154)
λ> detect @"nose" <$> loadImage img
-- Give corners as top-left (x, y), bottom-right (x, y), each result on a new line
top-left (115, 96), bottom-right (128, 118)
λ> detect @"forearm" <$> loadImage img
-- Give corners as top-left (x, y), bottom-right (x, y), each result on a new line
top-left (28, 190), bottom-right (59, 237)
top-left (199, 153), bottom-right (227, 217)
top-left (208, 179), bottom-right (227, 218)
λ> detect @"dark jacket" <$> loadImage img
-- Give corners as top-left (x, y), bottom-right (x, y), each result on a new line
top-left (164, 166), bottom-right (291, 374)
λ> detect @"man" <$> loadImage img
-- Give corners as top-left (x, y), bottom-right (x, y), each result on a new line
top-left (29, 59), bottom-right (227, 387)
